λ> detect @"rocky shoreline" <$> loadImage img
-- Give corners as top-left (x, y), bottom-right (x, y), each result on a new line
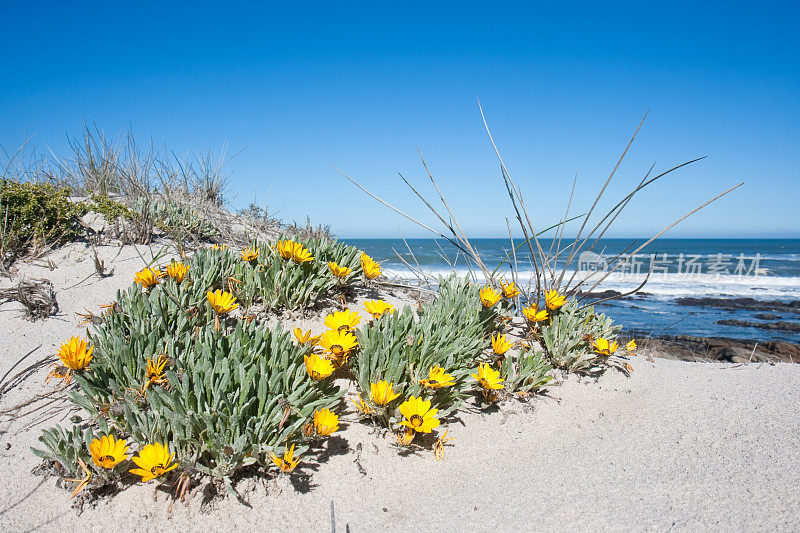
top-left (675, 296), bottom-right (800, 313)
top-left (632, 333), bottom-right (800, 364)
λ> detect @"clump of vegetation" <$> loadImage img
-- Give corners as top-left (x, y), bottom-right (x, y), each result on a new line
top-left (353, 276), bottom-right (496, 434)
top-left (131, 198), bottom-right (218, 242)
top-left (87, 194), bottom-right (131, 222)
top-left (539, 299), bottom-right (620, 372)
top-left (0, 180), bottom-right (86, 264)
top-left (34, 240), bottom-right (352, 497)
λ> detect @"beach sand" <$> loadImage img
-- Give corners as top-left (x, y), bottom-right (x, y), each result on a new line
top-left (1, 241), bottom-right (798, 531)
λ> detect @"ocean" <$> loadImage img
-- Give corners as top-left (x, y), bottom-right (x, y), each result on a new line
top-left (346, 238), bottom-right (800, 342)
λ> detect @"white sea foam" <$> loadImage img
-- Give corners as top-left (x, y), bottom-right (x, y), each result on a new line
top-left (384, 267), bottom-right (800, 300)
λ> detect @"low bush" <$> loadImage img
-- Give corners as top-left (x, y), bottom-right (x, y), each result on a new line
top-left (0, 180), bottom-right (86, 261)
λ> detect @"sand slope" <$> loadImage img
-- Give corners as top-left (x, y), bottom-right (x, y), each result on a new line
top-left (1, 243), bottom-right (798, 531)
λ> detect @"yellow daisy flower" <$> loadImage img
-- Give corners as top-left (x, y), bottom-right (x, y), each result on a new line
top-left (593, 337), bottom-right (619, 356)
top-left (294, 328), bottom-right (320, 346)
top-left (491, 333), bottom-right (514, 355)
top-left (626, 339), bottom-right (637, 353)
top-left (269, 444), bottom-right (300, 473)
top-left (479, 286), bottom-right (502, 308)
top-left (165, 261), bottom-right (189, 283)
top-left (276, 240), bottom-right (314, 263)
top-left (327, 261), bottom-right (352, 279)
top-left (522, 306), bottom-right (549, 323)
top-left (129, 442), bottom-right (178, 482)
top-left (363, 299), bottom-right (395, 319)
top-left (324, 309), bottom-right (361, 333)
top-left (419, 365), bottom-right (455, 389)
top-left (134, 267), bottom-right (159, 289)
top-left (398, 396), bottom-right (440, 433)
top-left (46, 336), bottom-right (93, 385)
top-left (361, 252), bottom-right (382, 279)
top-left (370, 380), bottom-right (401, 406)
top-left (500, 281), bottom-right (522, 298)
top-left (545, 289), bottom-right (567, 310)
top-left (313, 408), bottom-right (339, 436)
top-left (206, 289), bottom-right (239, 315)
top-left (89, 435), bottom-right (129, 469)
top-left (472, 362), bottom-right (504, 390)
top-left (318, 329), bottom-right (358, 360)
top-left (240, 246), bottom-right (259, 262)
top-left (304, 353), bottom-right (335, 380)
top-left (350, 392), bottom-right (373, 415)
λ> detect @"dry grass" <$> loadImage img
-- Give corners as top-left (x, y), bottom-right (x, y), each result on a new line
top-left (0, 278), bottom-right (58, 320)
top-left (340, 102), bottom-right (743, 306)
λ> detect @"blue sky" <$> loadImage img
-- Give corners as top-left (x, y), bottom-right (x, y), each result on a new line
top-left (1, 1), bottom-right (798, 238)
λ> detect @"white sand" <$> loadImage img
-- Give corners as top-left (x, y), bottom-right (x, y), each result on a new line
top-left (1, 242), bottom-right (799, 531)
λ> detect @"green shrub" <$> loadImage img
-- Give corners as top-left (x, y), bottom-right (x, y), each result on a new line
top-left (0, 180), bottom-right (86, 258)
top-left (500, 346), bottom-right (553, 394)
top-left (540, 300), bottom-right (620, 372)
top-left (354, 276), bottom-right (497, 428)
top-left (67, 274), bottom-right (343, 482)
top-left (88, 194), bottom-right (131, 221)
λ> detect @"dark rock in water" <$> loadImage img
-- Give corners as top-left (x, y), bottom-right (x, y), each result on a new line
top-left (755, 313), bottom-right (782, 320)
top-left (638, 334), bottom-right (800, 364)
top-left (717, 319), bottom-right (800, 332)
top-left (675, 297), bottom-right (800, 313)
top-left (575, 289), bottom-right (641, 301)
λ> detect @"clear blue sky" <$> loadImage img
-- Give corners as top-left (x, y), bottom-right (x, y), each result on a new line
top-left (2, 1), bottom-right (798, 238)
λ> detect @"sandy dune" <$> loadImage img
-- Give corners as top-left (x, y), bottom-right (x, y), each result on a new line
top-left (1, 242), bottom-right (798, 531)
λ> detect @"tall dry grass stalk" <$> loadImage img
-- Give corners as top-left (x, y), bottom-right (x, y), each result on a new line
top-left (341, 102), bottom-right (743, 306)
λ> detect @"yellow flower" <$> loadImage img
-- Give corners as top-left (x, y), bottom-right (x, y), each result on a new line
top-left (269, 444), bottom-right (300, 473)
top-left (58, 336), bottom-right (94, 371)
top-left (350, 392), bottom-right (373, 415)
top-left (129, 442), bottom-right (178, 482)
top-left (240, 246), bottom-right (259, 262)
top-left (134, 267), bottom-right (159, 289)
top-left (206, 289), bottom-right (239, 315)
top-left (396, 428), bottom-right (415, 446)
top-left (522, 306), bottom-right (549, 323)
top-left (398, 396), bottom-right (440, 433)
top-left (318, 329), bottom-right (358, 360)
top-left (472, 362), bottom-right (504, 390)
top-left (145, 354), bottom-right (168, 387)
top-left (89, 435), bottom-right (129, 469)
top-left (165, 261), bottom-right (189, 283)
top-left (593, 337), bottom-right (619, 356)
top-left (500, 281), bottom-right (521, 298)
top-left (419, 365), bottom-right (455, 389)
top-left (479, 286), bottom-right (502, 308)
top-left (210, 243), bottom-right (228, 251)
top-left (304, 353), bottom-right (335, 380)
top-left (491, 333), bottom-right (514, 355)
top-left (324, 309), bottom-right (361, 333)
top-left (294, 328), bottom-right (320, 346)
top-left (46, 336), bottom-right (94, 385)
top-left (313, 408), bottom-right (339, 436)
top-left (327, 261), bottom-right (352, 279)
top-left (370, 380), bottom-right (401, 406)
top-left (363, 299), bottom-right (395, 319)
top-left (361, 252), bottom-right (381, 279)
top-left (545, 289), bottom-right (567, 310)
top-left (276, 240), bottom-right (314, 263)
top-left (626, 339), bottom-right (637, 353)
